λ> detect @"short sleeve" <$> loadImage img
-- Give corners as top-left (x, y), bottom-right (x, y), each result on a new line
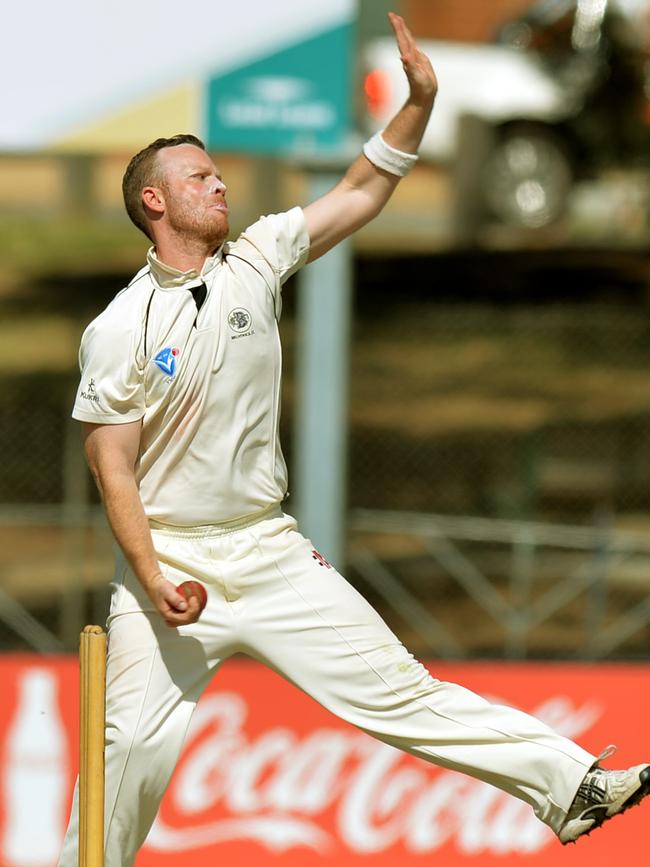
top-left (72, 312), bottom-right (145, 424)
top-left (237, 206), bottom-right (310, 285)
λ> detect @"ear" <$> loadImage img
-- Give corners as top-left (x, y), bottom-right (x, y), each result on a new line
top-left (142, 185), bottom-right (165, 217)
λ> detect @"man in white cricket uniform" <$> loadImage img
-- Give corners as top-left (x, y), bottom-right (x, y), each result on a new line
top-left (58, 14), bottom-right (649, 866)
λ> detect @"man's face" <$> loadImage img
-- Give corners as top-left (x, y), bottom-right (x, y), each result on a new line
top-left (154, 144), bottom-right (229, 247)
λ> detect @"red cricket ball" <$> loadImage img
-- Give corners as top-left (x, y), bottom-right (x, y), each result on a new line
top-left (176, 580), bottom-right (208, 612)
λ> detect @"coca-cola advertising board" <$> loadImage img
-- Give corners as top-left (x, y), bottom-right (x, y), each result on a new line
top-left (0, 658), bottom-right (647, 866)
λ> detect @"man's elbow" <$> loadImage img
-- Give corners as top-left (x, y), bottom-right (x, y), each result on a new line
top-left (87, 461), bottom-right (104, 498)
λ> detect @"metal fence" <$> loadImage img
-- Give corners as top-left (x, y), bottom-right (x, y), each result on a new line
top-left (348, 508), bottom-right (650, 660)
top-left (1, 300), bottom-right (650, 658)
top-left (342, 300), bottom-right (650, 660)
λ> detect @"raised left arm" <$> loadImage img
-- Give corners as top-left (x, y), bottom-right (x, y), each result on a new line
top-left (304, 12), bottom-right (437, 263)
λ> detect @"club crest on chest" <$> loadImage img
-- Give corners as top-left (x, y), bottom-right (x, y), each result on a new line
top-left (228, 308), bottom-right (255, 340)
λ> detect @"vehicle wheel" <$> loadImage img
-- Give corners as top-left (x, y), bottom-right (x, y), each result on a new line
top-left (481, 125), bottom-right (573, 228)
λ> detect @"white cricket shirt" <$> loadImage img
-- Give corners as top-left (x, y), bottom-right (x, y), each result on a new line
top-left (72, 207), bottom-right (310, 526)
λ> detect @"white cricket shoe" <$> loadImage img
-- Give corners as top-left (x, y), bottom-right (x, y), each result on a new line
top-left (559, 749), bottom-right (650, 844)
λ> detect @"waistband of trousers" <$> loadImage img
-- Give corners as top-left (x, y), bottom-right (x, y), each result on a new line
top-left (148, 503), bottom-right (283, 538)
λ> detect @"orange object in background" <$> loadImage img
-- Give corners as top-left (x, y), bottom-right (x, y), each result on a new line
top-left (364, 69), bottom-right (393, 120)
top-left (403, 0), bottom-right (535, 42)
top-left (0, 657), bottom-right (647, 866)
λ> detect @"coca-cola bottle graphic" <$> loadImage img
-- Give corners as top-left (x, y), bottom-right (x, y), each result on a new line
top-left (2, 668), bottom-right (68, 866)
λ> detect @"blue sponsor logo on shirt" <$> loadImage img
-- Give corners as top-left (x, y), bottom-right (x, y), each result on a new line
top-left (153, 347), bottom-right (179, 377)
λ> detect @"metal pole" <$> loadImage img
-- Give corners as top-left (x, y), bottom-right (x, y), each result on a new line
top-left (294, 171), bottom-right (352, 568)
top-left (62, 408), bottom-right (90, 650)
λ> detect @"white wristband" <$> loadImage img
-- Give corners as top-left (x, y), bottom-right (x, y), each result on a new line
top-left (362, 131), bottom-right (418, 177)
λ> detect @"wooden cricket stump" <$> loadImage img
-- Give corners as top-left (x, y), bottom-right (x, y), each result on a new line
top-left (79, 625), bottom-right (107, 867)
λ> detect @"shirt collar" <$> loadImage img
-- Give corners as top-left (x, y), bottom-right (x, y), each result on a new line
top-left (146, 245), bottom-right (223, 288)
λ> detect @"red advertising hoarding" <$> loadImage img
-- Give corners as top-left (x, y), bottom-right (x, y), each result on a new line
top-left (0, 657), bottom-right (647, 866)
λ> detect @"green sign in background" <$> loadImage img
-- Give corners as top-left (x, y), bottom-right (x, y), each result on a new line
top-left (205, 23), bottom-right (354, 156)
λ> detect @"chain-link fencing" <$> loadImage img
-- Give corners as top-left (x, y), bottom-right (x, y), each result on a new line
top-left (343, 299), bottom-right (650, 660)
top-left (1, 299), bottom-right (650, 658)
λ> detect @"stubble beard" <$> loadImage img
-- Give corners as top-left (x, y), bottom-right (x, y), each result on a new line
top-left (166, 196), bottom-right (229, 252)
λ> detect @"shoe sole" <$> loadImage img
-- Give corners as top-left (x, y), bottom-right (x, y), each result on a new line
top-left (560, 765), bottom-right (650, 845)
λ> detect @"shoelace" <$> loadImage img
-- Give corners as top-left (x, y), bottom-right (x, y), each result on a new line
top-left (574, 745), bottom-right (619, 807)
top-left (595, 744), bottom-right (617, 766)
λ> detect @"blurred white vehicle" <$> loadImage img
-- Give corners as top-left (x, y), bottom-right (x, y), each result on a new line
top-left (364, 39), bottom-right (568, 163)
top-left (362, 0), bottom-right (650, 228)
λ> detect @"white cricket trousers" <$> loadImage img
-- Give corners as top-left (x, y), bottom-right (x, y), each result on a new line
top-left (58, 506), bottom-right (595, 866)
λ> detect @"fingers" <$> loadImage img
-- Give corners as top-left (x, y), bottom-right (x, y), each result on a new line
top-left (163, 596), bottom-right (201, 627)
top-left (153, 579), bottom-right (202, 627)
top-left (162, 582), bottom-right (189, 613)
top-left (388, 12), bottom-right (415, 61)
top-left (388, 11), bottom-right (438, 100)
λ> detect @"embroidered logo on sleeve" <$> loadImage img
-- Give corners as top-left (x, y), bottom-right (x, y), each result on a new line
top-left (312, 549), bottom-right (332, 569)
top-left (153, 347), bottom-right (180, 378)
top-left (80, 378), bottom-right (100, 404)
top-left (228, 308), bottom-right (255, 340)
